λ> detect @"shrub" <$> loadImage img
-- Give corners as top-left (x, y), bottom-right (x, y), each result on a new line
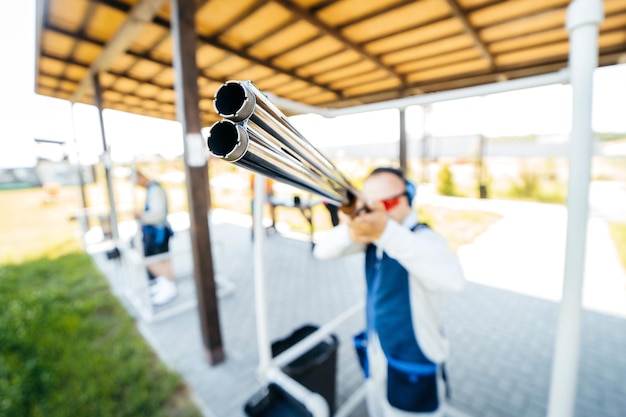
top-left (437, 163), bottom-right (458, 196)
top-left (509, 166), bottom-right (540, 199)
top-left (507, 163), bottom-right (566, 204)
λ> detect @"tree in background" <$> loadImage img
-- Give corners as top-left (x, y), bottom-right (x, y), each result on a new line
top-left (437, 163), bottom-right (458, 196)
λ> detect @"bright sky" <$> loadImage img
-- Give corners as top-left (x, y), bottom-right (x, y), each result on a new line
top-left (1, 0), bottom-right (625, 168)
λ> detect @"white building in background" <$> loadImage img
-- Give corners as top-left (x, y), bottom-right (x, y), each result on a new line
top-left (319, 134), bottom-right (625, 160)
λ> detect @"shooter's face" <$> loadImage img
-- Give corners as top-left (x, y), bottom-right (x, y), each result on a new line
top-left (362, 172), bottom-right (411, 224)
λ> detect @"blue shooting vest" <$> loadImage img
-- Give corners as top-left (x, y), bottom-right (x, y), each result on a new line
top-left (142, 181), bottom-right (172, 246)
top-left (358, 223), bottom-right (441, 413)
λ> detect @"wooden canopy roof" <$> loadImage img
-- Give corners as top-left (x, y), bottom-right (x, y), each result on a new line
top-left (35, 0), bottom-right (626, 126)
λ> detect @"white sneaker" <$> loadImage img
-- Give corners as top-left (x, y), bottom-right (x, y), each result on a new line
top-left (149, 277), bottom-right (162, 296)
top-left (151, 278), bottom-right (177, 306)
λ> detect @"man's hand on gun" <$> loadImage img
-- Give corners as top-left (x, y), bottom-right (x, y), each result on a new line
top-left (341, 198), bottom-right (388, 244)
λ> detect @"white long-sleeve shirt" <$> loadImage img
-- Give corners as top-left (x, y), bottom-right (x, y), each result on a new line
top-left (313, 211), bottom-right (465, 363)
top-left (141, 182), bottom-right (168, 226)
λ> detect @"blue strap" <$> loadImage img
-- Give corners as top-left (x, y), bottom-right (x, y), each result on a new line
top-left (411, 223), bottom-right (429, 232)
top-left (366, 222), bottom-right (437, 381)
top-left (155, 226), bottom-right (166, 244)
top-left (386, 355), bottom-right (437, 376)
top-left (353, 331), bottom-right (370, 378)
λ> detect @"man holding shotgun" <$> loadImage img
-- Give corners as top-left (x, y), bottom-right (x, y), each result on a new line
top-left (314, 167), bottom-right (465, 417)
top-left (207, 80), bottom-right (464, 414)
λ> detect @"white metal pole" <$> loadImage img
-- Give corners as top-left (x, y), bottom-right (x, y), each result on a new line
top-left (334, 383), bottom-right (367, 417)
top-left (547, 1), bottom-right (603, 417)
top-left (253, 174), bottom-right (272, 378)
top-left (69, 102), bottom-right (90, 238)
top-left (267, 367), bottom-right (329, 417)
top-left (272, 301), bottom-right (364, 368)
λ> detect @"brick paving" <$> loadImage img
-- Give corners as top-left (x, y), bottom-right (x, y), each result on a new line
top-left (92, 205), bottom-right (626, 417)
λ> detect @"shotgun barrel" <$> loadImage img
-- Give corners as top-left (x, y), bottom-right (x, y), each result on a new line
top-left (206, 80), bottom-right (358, 206)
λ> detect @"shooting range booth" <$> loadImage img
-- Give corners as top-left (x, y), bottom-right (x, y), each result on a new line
top-left (34, 0), bottom-right (626, 416)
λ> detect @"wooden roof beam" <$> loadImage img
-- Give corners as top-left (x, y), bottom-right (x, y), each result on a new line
top-left (469, 3), bottom-right (570, 31)
top-left (42, 52), bottom-right (228, 113)
top-left (56, 2), bottom-right (98, 97)
top-left (444, 0), bottom-right (495, 69)
top-left (262, 33), bottom-right (326, 62)
top-left (99, 0), bottom-right (341, 96)
top-left (45, 24), bottom-right (230, 90)
top-left (333, 0), bottom-right (417, 30)
top-left (205, 1), bottom-right (261, 41)
top-left (195, 35), bottom-right (333, 92)
top-left (41, 52), bottom-right (180, 96)
top-left (149, 16), bottom-right (339, 96)
top-left (46, 24), bottom-right (169, 66)
top-left (324, 61), bottom-right (571, 106)
top-left (358, 15), bottom-right (460, 55)
top-left (309, 0), bottom-right (336, 13)
top-left (270, 0), bottom-right (408, 88)
top-left (240, 16), bottom-right (300, 51)
top-left (70, 0), bottom-right (168, 102)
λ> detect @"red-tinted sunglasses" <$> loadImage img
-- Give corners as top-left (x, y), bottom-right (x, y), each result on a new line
top-left (380, 192), bottom-right (407, 211)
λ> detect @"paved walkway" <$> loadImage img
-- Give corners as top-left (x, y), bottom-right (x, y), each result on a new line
top-left (90, 191), bottom-right (626, 417)
top-left (416, 186), bottom-right (626, 318)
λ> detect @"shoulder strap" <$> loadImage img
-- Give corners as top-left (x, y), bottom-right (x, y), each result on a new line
top-left (410, 222), bottom-right (430, 232)
top-left (386, 354), bottom-right (437, 376)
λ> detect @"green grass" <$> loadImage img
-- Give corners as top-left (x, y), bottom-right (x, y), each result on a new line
top-left (0, 252), bottom-right (201, 417)
top-left (608, 222), bottom-right (626, 272)
top-left (0, 187), bottom-right (202, 417)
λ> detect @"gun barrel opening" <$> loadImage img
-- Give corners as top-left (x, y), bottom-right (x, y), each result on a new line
top-left (214, 82), bottom-right (252, 121)
top-left (207, 120), bottom-right (247, 161)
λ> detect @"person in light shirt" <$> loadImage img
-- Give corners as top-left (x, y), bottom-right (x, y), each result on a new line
top-left (314, 167), bottom-right (465, 417)
top-left (136, 169), bottom-right (176, 306)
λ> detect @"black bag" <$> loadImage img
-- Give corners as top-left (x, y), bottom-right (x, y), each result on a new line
top-left (385, 355), bottom-right (439, 413)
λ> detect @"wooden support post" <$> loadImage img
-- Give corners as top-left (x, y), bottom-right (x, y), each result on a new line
top-left (170, 0), bottom-right (225, 364)
top-left (399, 108), bottom-right (407, 176)
top-left (92, 73), bottom-right (120, 243)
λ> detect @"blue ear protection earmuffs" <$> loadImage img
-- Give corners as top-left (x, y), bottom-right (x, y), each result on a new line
top-left (405, 180), bottom-right (416, 207)
top-left (369, 167), bottom-right (417, 207)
